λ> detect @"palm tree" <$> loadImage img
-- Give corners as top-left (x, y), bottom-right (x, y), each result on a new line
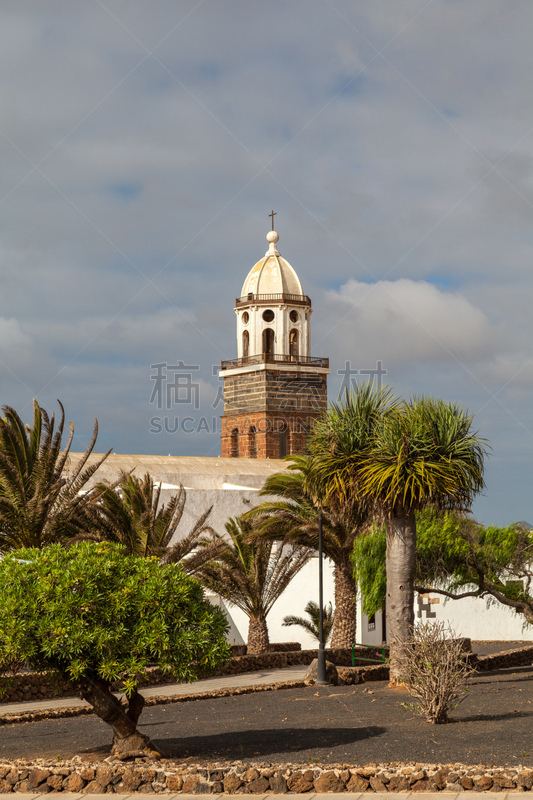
top-left (0, 400), bottom-right (109, 552)
top-left (283, 600), bottom-right (334, 645)
top-left (247, 454), bottom-right (366, 648)
top-left (194, 516), bottom-right (312, 654)
top-left (83, 471), bottom-right (222, 573)
top-left (310, 387), bottom-right (488, 682)
top-left (357, 396), bottom-right (488, 681)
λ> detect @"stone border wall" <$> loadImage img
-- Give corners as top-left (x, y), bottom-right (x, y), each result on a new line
top-left (1, 759), bottom-right (533, 793)
top-left (472, 644), bottom-right (533, 671)
top-left (229, 643), bottom-right (302, 656)
top-left (0, 647), bottom-right (386, 706)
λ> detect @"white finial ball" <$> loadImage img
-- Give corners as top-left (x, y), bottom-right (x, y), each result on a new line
top-left (266, 230), bottom-right (279, 244)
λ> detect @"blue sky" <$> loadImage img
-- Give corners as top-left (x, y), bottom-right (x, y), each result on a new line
top-left (1, 1), bottom-right (532, 525)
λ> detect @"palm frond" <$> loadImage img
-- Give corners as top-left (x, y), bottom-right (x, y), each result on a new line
top-left (0, 400), bottom-right (110, 551)
top-left (282, 601), bottom-right (335, 644)
top-left (193, 516), bottom-right (312, 620)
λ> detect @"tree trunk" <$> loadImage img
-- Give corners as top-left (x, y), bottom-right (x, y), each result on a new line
top-left (330, 557), bottom-right (357, 649)
top-left (386, 505), bottom-right (417, 685)
top-left (79, 677), bottom-right (161, 759)
top-left (247, 614), bottom-right (269, 654)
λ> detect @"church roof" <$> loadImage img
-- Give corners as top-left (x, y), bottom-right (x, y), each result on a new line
top-left (65, 453), bottom-right (290, 491)
top-left (241, 231), bottom-right (304, 298)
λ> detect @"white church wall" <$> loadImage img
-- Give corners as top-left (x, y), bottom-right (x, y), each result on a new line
top-left (160, 486), bottom-right (259, 538)
top-left (168, 482), bottom-right (533, 648)
top-left (415, 590), bottom-right (533, 641)
top-left (357, 591), bottom-right (533, 646)
top-left (204, 592), bottom-right (245, 645)
top-left (159, 483), bottom-right (338, 649)
top-left (358, 606), bottom-right (387, 646)
top-left (72, 454), bottom-right (533, 648)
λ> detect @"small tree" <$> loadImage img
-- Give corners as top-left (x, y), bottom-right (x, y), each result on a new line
top-left (283, 600), bottom-right (335, 645)
top-left (194, 516), bottom-right (312, 654)
top-left (395, 622), bottom-right (473, 724)
top-left (0, 542), bottom-right (230, 758)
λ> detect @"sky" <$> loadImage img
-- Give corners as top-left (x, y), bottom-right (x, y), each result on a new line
top-left (1, 1), bottom-right (532, 526)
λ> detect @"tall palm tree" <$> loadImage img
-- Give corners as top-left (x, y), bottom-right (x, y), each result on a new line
top-left (311, 387), bottom-right (488, 682)
top-left (194, 516), bottom-right (312, 654)
top-left (247, 454), bottom-right (366, 648)
top-left (283, 600), bottom-right (335, 645)
top-left (0, 400), bottom-right (109, 552)
top-left (357, 396), bottom-right (488, 681)
top-left (83, 471), bottom-right (222, 573)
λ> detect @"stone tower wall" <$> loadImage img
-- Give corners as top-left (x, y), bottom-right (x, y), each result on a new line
top-left (220, 366), bottom-right (328, 459)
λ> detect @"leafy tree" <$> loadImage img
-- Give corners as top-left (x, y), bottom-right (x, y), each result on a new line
top-left (352, 522), bottom-right (387, 619)
top-left (82, 471), bottom-right (222, 573)
top-left (411, 511), bottom-right (533, 623)
top-left (310, 388), bottom-right (488, 682)
top-left (283, 600), bottom-right (335, 645)
top-left (246, 454), bottom-right (366, 648)
top-left (0, 542), bottom-right (230, 758)
top-left (353, 512), bottom-right (532, 626)
top-left (194, 516), bottom-right (312, 654)
top-left (0, 400), bottom-right (109, 552)
top-left (412, 514), bottom-right (533, 623)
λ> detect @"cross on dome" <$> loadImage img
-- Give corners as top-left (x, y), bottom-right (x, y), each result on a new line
top-left (240, 227), bottom-right (302, 297)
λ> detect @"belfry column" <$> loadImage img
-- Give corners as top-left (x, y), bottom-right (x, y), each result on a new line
top-left (220, 225), bottom-right (329, 459)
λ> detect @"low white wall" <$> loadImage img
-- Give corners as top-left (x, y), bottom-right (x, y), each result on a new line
top-left (416, 589), bottom-right (533, 641)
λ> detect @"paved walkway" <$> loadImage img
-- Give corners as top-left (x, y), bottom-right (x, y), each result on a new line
top-left (0, 665), bottom-right (308, 717)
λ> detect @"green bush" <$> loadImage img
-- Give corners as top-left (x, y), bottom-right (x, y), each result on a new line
top-left (0, 542), bottom-right (230, 757)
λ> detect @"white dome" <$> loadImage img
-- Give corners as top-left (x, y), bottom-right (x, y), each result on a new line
top-left (240, 231), bottom-right (304, 297)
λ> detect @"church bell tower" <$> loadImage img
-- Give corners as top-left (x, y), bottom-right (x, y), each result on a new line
top-left (220, 222), bottom-right (329, 459)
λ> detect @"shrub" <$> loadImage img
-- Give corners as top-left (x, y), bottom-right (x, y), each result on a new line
top-left (0, 542), bottom-right (230, 757)
top-left (396, 621), bottom-right (473, 724)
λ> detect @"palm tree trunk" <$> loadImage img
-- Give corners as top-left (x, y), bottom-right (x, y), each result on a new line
top-left (247, 614), bottom-right (269, 654)
top-left (386, 505), bottom-right (417, 685)
top-left (330, 557), bottom-right (357, 648)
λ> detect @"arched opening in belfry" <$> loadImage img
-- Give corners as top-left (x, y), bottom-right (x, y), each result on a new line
top-left (248, 426), bottom-right (257, 458)
top-left (262, 328), bottom-right (274, 358)
top-left (230, 428), bottom-right (239, 458)
top-left (242, 330), bottom-right (249, 360)
top-left (289, 328), bottom-right (299, 359)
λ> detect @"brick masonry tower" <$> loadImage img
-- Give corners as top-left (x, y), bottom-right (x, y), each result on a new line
top-left (220, 225), bottom-right (329, 458)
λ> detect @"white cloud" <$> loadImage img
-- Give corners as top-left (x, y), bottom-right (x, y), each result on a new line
top-left (322, 278), bottom-right (493, 364)
top-left (0, 317), bottom-right (31, 352)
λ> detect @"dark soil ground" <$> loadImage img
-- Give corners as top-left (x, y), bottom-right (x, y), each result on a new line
top-left (2, 650), bottom-right (533, 767)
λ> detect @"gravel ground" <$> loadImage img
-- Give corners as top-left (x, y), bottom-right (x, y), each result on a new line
top-left (1, 662), bottom-right (533, 767)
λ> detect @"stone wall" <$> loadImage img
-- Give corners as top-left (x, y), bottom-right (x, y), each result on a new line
top-left (1, 759), bottom-right (532, 794)
top-left (229, 643), bottom-right (302, 655)
top-left (471, 643), bottom-right (533, 671)
top-left (220, 364), bottom-right (328, 458)
top-left (0, 647), bottom-right (385, 706)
